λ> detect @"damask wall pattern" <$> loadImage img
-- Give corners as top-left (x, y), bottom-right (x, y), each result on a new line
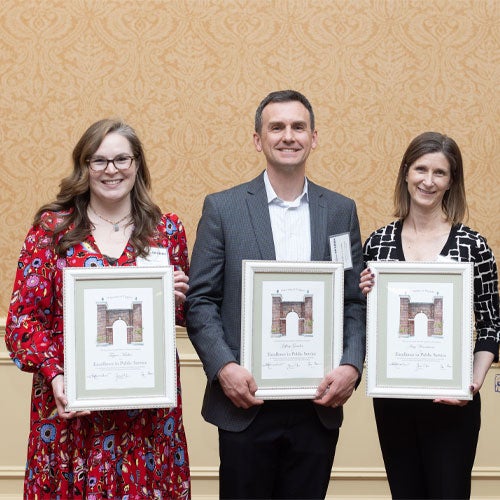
top-left (0, 0), bottom-right (498, 315)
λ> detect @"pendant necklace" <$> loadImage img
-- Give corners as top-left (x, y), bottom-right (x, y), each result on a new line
top-left (89, 205), bottom-right (131, 232)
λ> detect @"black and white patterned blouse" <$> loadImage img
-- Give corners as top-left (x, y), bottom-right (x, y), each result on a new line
top-left (363, 220), bottom-right (500, 360)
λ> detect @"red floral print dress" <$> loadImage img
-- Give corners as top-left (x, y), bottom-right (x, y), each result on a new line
top-left (5, 211), bottom-right (191, 499)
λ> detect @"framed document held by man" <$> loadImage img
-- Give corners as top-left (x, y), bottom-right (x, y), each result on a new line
top-left (241, 260), bottom-right (344, 399)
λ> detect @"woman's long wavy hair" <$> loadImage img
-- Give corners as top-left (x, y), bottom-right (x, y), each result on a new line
top-left (393, 131), bottom-right (468, 225)
top-left (34, 119), bottom-right (162, 257)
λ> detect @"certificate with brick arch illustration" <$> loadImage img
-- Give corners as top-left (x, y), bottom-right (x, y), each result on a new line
top-left (63, 266), bottom-right (177, 411)
top-left (241, 261), bottom-right (344, 399)
top-left (366, 261), bottom-right (474, 400)
top-left (82, 286), bottom-right (155, 391)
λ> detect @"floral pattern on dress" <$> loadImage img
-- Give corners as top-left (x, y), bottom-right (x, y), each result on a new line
top-left (5, 211), bottom-right (191, 499)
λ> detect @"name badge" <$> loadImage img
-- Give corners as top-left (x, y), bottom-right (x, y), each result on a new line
top-left (329, 233), bottom-right (353, 270)
top-left (436, 254), bottom-right (455, 263)
top-left (136, 247), bottom-right (170, 267)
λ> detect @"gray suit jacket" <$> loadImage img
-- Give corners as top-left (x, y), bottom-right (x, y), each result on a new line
top-left (185, 173), bottom-right (366, 432)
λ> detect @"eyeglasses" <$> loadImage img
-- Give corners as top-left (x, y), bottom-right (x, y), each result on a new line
top-left (87, 155), bottom-right (136, 172)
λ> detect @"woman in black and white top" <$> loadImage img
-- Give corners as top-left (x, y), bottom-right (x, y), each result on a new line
top-left (360, 131), bottom-right (499, 500)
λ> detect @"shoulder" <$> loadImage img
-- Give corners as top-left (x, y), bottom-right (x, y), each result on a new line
top-left (451, 223), bottom-right (494, 257)
top-left (38, 209), bottom-right (73, 232)
top-left (308, 179), bottom-right (355, 206)
top-left (200, 175), bottom-right (264, 217)
top-left (156, 212), bottom-right (187, 238)
top-left (454, 223), bottom-right (489, 244)
top-left (365, 221), bottom-right (400, 244)
top-left (25, 210), bottom-right (72, 250)
top-left (209, 174), bottom-right (263, 198)
top-left (151, 213), bottom-right (189, 255)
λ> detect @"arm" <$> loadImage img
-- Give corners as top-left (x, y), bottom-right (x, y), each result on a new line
top-left (471, 237), bottom-right (500, 361)
top-left (5, 225), bottom-right (64, 382)
top-left (436, 234), bottom-right (499, 405)
top-left (316, 202), bottom-right (366, 407)
top-left (433, 351), bottom-right (495, 406)
top-left (359, 227), bottom-right (387, 296)
top-left (163, 213), bottom-right (190, 325)
top-left (359, 267), bottom-right (375, 296)
top-left (185, 195), bottom-right (263, 408)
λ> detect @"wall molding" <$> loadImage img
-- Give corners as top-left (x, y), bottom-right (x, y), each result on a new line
top-left (3, 325), bottom-right (498, 370)
top-left (2, 465), bottom-right (500, 481)
top-left (2, 319), bottom-right (500, 500)
top-left (0, 324), bottom-right (205, 368)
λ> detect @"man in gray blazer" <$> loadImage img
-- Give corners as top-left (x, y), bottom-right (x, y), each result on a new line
top-left (186, 90), bottom-right (366, 499)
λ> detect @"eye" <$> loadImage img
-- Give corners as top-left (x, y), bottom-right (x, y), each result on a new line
top-left (90, 158), bottom-right (106, 167)
top-left (114, 155), bottom-right (131, 166)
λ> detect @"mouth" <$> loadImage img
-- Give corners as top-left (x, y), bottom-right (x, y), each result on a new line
top-left (101, 179), bottom-right (123, 186)
top-left (417, 186), bottom-right (435, 195)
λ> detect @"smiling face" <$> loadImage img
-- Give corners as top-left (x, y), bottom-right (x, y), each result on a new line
top-left (88, 132), bottom-right (138, 207)
top-left (253, 100), bottom-right (317, 175)
top-left (406, 152), bottom-right (452, 213)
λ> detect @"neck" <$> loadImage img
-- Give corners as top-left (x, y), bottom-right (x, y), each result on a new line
top-left (266, 167), bottom-right (305, 202)
top-left (88, 198), bottom-right (133, 233)
top-left (89, 197), bottom-right (132, 219)
top-left (404, 208), bottom-right (451, 233)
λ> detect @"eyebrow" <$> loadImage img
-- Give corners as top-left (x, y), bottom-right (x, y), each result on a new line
top-left (267, 120), bottom-right (308, 128)
top-left (91, 153), bottom-right (133, 158)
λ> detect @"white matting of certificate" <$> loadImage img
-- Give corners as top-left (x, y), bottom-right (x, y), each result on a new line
top-left (385, 282), bottom-right (453, 380)
top-left (260, 280), bottom-right (325, 380)
top-left (83, 288), bottom-right (155, 390)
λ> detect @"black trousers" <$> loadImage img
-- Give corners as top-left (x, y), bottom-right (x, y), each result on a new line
top-left (218, 400), bottom-right (339, 499)
top-left (374, 394), bottom-right (481, 500)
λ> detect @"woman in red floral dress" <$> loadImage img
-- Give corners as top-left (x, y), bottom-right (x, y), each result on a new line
top-left (5, 119), bottom-right (191, 498)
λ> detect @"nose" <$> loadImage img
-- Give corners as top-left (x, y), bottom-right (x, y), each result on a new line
top-left (103, 160), bottom-right (119, 172)
top-left (282, 126), bottom-right (294, 142)
top-left (422, 172), bottom-right (434, 185)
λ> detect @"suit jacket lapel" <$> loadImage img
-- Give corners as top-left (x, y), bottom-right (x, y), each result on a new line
top-left (309, 181), bottom-right (328, 261)
top-left (245, 173), bottom-right (276, 260)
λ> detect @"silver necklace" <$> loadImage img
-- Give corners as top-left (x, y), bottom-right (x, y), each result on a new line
top-left (89, 205), bottom-right (131, 232)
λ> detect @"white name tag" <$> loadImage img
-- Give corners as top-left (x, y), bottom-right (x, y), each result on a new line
top-left (329, 233), bottom-right (353, 270)
top-left (436, 254), bottom-right (455, 263)
top-left (136, 247), bottom-right (170, 267)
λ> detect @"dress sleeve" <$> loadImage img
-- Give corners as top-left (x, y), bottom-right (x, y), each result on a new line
top-left (472, 236), bottom-right (500, 361)
top-left (363, 231), bottom-right (381, 264)
top-left (362, 234), bottom-right (375, 265)
top-left (163, 213), bottom-right (190, 327)
top-left (5, 224), bottom-right (64, 381)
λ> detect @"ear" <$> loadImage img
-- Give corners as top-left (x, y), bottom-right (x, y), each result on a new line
top-left (311, 130), bottom-right (318, 150)
top-left (253, 132), bottom-right (262, 152)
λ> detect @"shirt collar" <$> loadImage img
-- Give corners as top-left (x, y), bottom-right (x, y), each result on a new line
top-left (263, 170), bottom-right (309, 206)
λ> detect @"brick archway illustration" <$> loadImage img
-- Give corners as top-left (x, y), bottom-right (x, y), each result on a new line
top-left (399, 294), bottom-right (443, 337)
top-left (270, 293), bottom-right (313, 337)
top-left (96, 301), bottom-right (143, 345)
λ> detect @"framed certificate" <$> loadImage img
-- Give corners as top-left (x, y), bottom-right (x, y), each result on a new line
top-left (366, 261), bottom-right (474, 400)
top-left (241, 260), bottom-right (344, 399)
top-left (63, 266), bottom-right (177, 411)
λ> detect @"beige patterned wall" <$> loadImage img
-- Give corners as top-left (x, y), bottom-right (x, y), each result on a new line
top-left (1, 0), bottom-right (499, 317)
top-left (0, 1), bottom-right (499, 497)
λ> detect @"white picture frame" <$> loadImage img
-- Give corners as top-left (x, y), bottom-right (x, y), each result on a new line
top-left (63, 266), bottom-right (177, 411)
top-left (241, 260), bottom-right (344, 399)
top-left (366, 261), bottom-right (474, 400)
